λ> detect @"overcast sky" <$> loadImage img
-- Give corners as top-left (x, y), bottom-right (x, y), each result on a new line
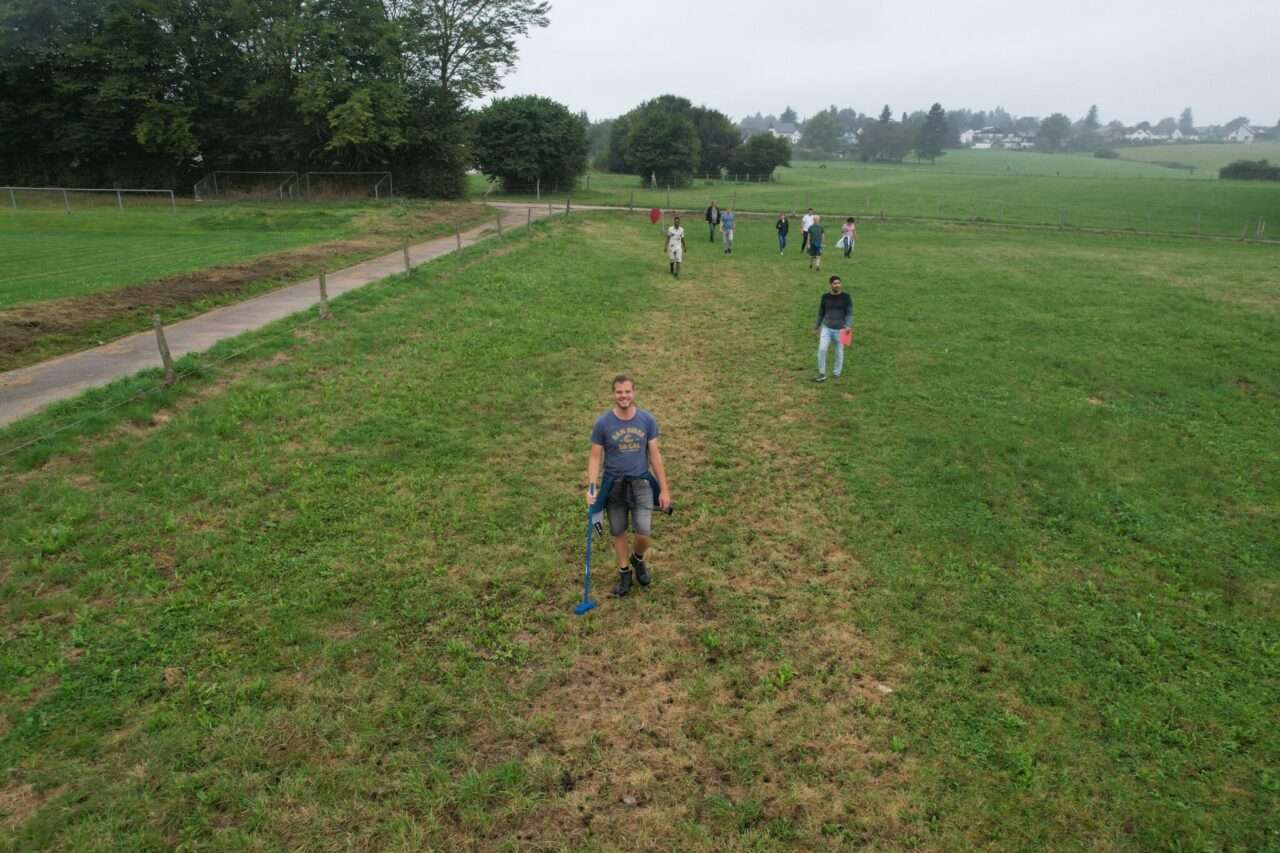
top-left (493, 0), bottom-right (1278, 127)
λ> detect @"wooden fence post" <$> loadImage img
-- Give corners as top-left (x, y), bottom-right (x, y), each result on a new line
top-left (318, 271), bottom-right (331, 320)
top-left (455, 226), bottom-right (462, 249)
top-left (403, 245), bottom-right (411, 272)
top-left (527, 207), bottom-right (532, 229)
top-left (495, 213), bottom-right (503, 238)
top-left (153, 314), bottom-right (176, 386)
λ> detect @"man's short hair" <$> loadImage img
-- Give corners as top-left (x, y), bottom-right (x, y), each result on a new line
top-left (829, 276), bottom-right (842, 284)
top-left (612, 374), bottom-right (635, 390)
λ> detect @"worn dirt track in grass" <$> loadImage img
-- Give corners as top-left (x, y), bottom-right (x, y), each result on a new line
top-left (498, 221), bottom-right (913, 848)
top-left (0, 203), bottom-right (487, 370)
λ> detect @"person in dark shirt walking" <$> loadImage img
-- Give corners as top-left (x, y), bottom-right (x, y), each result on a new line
top-left (775, 213), bottom-right (789, 254)
top-left (807, 214), bottom-right (825, 272)
top-left (704, 201), bottom-right (721, 242)
top-left (813, 275), bottom-right (852, 382)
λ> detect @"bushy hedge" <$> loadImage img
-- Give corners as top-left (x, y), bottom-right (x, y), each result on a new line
top-left (1219, 160), bottom-right (1280, 181)
top-left (1094, 148), bottom-right (1119, 159)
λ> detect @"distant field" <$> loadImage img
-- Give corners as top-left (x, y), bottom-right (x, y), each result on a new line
top-left (0, 200), bottom-right (478, 310)
top-left (1, 214), bottom-right (1276, 849)
top-left (1120, 141), bottom-right (1280, 174)
top-left (472, 152), bottom-right (1279, 239)
top-left (0, 200), bottom-right (490, 370)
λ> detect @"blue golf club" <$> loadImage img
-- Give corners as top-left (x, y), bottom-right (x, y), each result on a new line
top-left (573, 508), bottom-right (604, 615)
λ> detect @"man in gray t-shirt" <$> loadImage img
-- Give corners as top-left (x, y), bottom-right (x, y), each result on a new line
top-left (586, 374), bottom-right (672, 598)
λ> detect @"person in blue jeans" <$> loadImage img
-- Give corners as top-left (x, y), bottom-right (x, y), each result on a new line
top-left (721, 207), bottom-right (736, 254)
top-left (814, 275), bottom-right (852, 382)
top-left (775, 214), bottom-right (789, 253)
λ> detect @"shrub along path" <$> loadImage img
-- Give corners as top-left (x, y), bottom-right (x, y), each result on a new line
top-left (0, 206), bottom-right (550, 428)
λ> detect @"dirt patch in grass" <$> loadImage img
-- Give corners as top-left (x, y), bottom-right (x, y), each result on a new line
top-left (0, 203), bottom-right (488, 370)
top-left (0, 782), bottom-right (68, 830)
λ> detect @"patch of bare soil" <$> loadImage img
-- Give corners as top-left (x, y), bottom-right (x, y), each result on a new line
top-left (0, 203), bottom-right (487, 369)
top-left (0, 781), bottom-right (68, 830)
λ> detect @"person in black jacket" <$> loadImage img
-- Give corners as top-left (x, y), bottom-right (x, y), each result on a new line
top-left (776, 214), bottom-right (789, 254)
top-left (814, 275), bottom-right (853, 382)
top-left (704, 201), bottom-right (721, 242)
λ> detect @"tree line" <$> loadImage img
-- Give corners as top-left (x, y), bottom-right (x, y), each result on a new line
top-left (0, 0), bottom-right (550, 195)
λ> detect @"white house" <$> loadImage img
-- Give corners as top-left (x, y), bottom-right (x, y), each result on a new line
top-left (1170, 128), bottom-right (1199, 142)
top-left (968, 127), bottom-right (1034, 150)
top-left (959, 129), bottom-right (976, 145)
top-left (1226, 125), bottom-right (1256, 143)
top-left (769, 123), bottom-right (802, 144)
top-left (1125, 128), bottom-right (1156, 142)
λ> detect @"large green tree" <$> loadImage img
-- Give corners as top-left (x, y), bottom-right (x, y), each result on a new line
top-left (472, 95), bottom-right (588, 189)
top-left (626, 110), bottom-right (700, 187)
top-left (728, 133), bottom-right (790, 178)
top-left (916, 103), bottom-right (948, 163)
top-left (691, 106), bottom-right (739, 175)
top-left (606, 95), bottom-right (741, 186)
top-left (0, 0), bottom-right (549, 195)
top-left (1037, 113), bottom-right (1072, 151)
top-left (801, 108), bottom-right (841, 153)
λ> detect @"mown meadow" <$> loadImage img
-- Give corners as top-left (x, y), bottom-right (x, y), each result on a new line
top-left (472, 151), bottom-right (1280, 240)
top-left (0, 200), bottom-right (488, 311)
top-left (1, 213), bottom-right (1276, 849)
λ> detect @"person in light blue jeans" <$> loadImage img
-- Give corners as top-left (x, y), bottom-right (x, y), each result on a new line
top-left (814, 275), bottom-right (852, 382)
top-left (721, 208), bottom-right (736, 254)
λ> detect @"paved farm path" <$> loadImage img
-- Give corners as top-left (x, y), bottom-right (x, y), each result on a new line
top-left (0, 205), bottom-right (553, 428)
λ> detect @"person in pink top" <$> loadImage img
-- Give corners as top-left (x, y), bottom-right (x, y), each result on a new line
top-left (840, 217), bottom-right (857, 258)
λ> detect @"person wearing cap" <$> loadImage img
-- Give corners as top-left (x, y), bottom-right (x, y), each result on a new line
top-left (813, 275), bottom-right (852, 382)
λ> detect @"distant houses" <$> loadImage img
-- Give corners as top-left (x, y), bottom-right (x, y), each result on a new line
top-left (769, 123), bottom-right (802, 144)
top-left (958, 127), bottom-right (1034, 150)
top-left (954, 123), bottom-right (1268, 149)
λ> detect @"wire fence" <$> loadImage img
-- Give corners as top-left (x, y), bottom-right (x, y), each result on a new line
top-left (2, 186), bottom-right (177, 213)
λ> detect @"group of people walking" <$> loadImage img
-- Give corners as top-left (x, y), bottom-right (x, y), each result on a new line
top-left (601, 205), bottom-right (859, 603)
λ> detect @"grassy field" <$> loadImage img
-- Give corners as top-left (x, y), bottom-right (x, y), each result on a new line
top-left (1, 214), bottom-right (1277, 849)
top-left (471, 153), bottom-right (1280, 239)
top-left (0, 200), bottom-right (485, 310)
top-left (0, 200), bottom-right (491, 371)
top-left (1119, 142), bottom-right (1280, 175)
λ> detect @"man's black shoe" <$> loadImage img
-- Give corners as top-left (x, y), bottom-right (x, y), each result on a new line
top-left (631, 553), bottom-right (651, 586)
top-left (611, 569), bottom-right (633, 598)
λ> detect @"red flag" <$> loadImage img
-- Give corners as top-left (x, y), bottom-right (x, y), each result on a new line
top-left (649, 207), bottom-right (661, 224)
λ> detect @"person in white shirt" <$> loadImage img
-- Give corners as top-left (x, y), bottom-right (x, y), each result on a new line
top-left (665, 215), bottom-right (687, 277)
top-left (800, 208), bottom-right (815, 254)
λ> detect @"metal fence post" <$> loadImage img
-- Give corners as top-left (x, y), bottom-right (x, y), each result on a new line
top-left (62, 190), bottom-right (70, 214)
top-left (7, 187), bottom-right (15, 209)
top-left (116, 190), bottom-right (124, 212)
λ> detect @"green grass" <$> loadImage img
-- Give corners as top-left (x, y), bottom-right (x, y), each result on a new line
top-left (1120, 142), bottom-right (1280, 175)
top-left (0, 200), bottom-right (481, 310)
top-left (1, 214), bottom-right (1277, 849)
top-left (472, 152), bottom-right (1280, 239)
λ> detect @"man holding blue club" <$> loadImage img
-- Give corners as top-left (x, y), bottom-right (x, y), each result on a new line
top-left (586, 374), bottom-right (672, 599)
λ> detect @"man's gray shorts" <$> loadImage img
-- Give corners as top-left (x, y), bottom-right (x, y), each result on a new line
top-left (607, 479), bottom-right (653, 537)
